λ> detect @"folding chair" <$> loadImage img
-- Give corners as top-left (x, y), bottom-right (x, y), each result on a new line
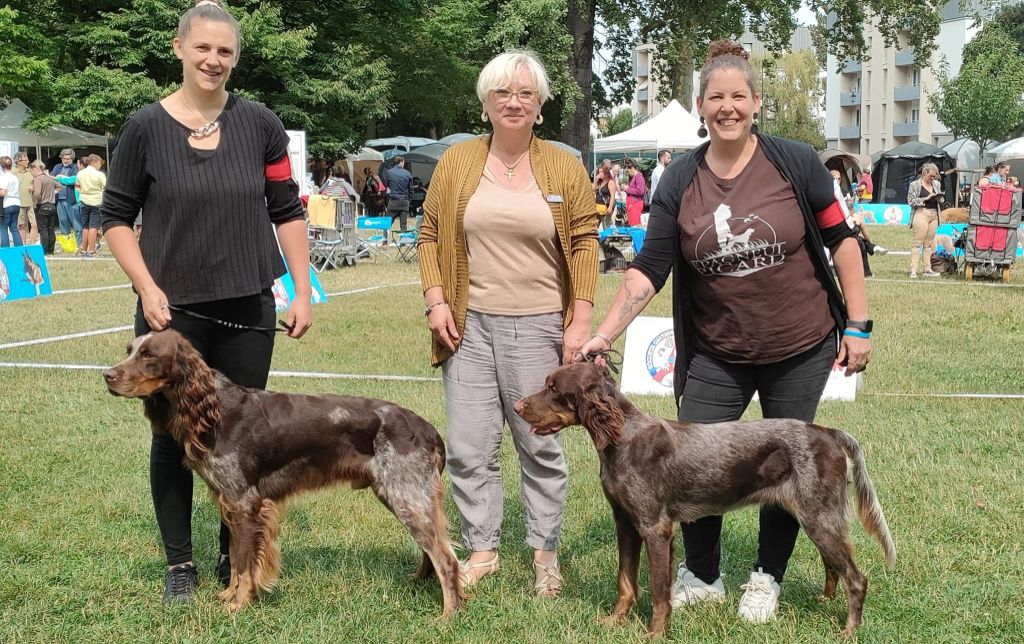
top-left (308, 196), bottom-right (357, 271)
top-left (392, 214), bottom-right (422, 263)
top-left (356, 216), bottom-right (393, 261)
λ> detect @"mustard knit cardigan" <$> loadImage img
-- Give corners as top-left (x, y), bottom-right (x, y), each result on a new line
top-left (418, 135), bottom-right (600, 366)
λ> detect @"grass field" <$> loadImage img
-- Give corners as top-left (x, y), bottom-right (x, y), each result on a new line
top-left (1, 226), bottom-right (1022, 643)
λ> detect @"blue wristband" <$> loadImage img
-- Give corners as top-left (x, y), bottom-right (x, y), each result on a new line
top-left (844, 329), bottom-right (871, 339)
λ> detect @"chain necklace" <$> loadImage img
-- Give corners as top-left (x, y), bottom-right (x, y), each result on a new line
top-left (495, 149), bottom-right (531, 181)
top-left (180, 91), bottom-right (222, 139)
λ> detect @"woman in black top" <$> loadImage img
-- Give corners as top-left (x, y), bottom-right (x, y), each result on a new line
top-left (101, 0), bottom-right (311, 604)
top-left (578, 41), bottom-right (871, 625)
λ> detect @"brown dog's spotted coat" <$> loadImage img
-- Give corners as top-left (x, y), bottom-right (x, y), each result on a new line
top-left (515, 362), bottom-right (895, 637)
top-left (104, 329), bottom-right (464, 615)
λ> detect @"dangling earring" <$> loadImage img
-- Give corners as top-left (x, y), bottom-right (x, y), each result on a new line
top-left (751, 112), bottom-right (759, 134)
top-left (697, 116), bottom-right (708, 138)
top-left (536, 113), bottom-right (544, 125)
top-left (481, 111), bottom-right (489, 123)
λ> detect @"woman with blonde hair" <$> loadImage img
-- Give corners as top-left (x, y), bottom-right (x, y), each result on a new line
top-left (419, 50), bottom-right (598, 597)
top-left (102, 0), bottom-right (311, 603)
top-left (907, 163), bottom-right (943, 278)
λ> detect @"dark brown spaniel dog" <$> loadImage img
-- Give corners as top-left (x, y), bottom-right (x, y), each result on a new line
top-left (104, 329), bottom-right (463, 616)
top-left (515, 362), bottom-right (895, 637)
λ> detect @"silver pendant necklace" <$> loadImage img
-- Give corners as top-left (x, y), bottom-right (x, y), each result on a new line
top-left (181, 92), bottom-right (222, 139)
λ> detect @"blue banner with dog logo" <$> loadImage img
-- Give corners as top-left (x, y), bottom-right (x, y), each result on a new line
top-left (271, 261), bottom-right (328, 313)
top-left (0, 245), bottom-right (52, 303)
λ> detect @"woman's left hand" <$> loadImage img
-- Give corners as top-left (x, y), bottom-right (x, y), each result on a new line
top-left (284, 296), bottom-right (313, 339)
top-left (837, 334), bottom-right (871, 376)
top-left (563, 316), bottom-right (591, 364)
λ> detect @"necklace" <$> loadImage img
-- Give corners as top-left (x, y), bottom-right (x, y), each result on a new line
top-left (180, 92), bottom-right (222, 139)
top-left (494, 149), bottom-right (530, 181)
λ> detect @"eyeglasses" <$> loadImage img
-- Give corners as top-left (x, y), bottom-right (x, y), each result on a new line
top-left (493, 88), bottom-right (538, 104)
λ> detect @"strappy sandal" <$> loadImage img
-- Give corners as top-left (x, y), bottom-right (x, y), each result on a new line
top-left (458, 553), bottom-right (500, 587)
top-left (533, 559), bottom-right (564, 597)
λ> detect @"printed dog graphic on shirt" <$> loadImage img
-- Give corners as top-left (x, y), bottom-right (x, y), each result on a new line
top-left (692, 204), bottom-right (786, 278)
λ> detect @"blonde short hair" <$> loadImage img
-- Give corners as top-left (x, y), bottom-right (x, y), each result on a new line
top-left (476, 50), bottom-right (551, 106)
top-left (920, 163), bottom-right (939, 178)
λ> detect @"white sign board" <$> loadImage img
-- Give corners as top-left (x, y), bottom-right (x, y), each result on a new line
top-left (285, 130), bottom-right (308, 197)
top-left (0, 141), bottom-right (18, 158)
top-left (620, 316), bottom-right (860, 401)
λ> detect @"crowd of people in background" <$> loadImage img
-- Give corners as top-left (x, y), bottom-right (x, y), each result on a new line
top-left (0, 147), bottom-right (108, 255)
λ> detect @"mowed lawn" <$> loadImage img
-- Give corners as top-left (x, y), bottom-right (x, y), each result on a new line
top-left (1, 226), bottom-right (1022, 643)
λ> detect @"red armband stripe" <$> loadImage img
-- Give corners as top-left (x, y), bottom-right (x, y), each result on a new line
top-left (815, 201), bottom-right (846, 228)
top-left (265, 155), bottom-right (292, 182)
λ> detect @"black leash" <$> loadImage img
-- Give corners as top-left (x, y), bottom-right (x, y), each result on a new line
top-left (573, 348), bottom-right (624, 374)
top-left (166, 304), bottom-right (293, 333)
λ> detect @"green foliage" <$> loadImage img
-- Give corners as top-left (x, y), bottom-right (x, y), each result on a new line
top-left (605, 107), bottom-right (634, 135)
top-left (0, 7), bottom-right (51, 107)
top-left (753, 50), bottom-right (826, 150)
top-left (928, 25), bottom-right (1024, 151)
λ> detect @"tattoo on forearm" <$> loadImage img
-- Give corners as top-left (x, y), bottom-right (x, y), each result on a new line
top-left (617, 282), bottom-right (651, 320)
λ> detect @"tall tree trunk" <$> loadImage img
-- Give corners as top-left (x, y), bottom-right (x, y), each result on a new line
top-left (670, 32), bottom-right (695, 110)
top-left (562, 0), bottom-right (596, 162)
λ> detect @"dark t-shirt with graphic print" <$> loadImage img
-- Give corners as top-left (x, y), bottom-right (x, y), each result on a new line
top-left (679, 144), bottom-right (835, 364)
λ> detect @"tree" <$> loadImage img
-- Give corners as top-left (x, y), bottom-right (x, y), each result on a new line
top-left (928, 26), bottom-right (1024, 151)
top-left (0, 7), bottom-right (51, 108)
top-left (606, 107), bottom-right (634, 136)
top-left (752, 50), bottom-right (826, 150)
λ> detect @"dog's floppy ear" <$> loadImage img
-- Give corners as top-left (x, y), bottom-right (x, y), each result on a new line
top-left (578, 377), bottom-right (624, 450)
top-left (171, 335), bottom-right (220, 461)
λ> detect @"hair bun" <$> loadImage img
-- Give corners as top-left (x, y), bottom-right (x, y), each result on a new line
top-left (195, 0), bottom-right (223, 7)
top-left (706, 40), bottom-right (749, 63)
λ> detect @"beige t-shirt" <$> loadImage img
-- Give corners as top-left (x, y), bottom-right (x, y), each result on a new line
top-left (464, 168), bottom-right (564, 315)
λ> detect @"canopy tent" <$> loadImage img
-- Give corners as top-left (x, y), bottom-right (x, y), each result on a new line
top-left (0, 100), bottom-right (108, 161)
top-left (983, 137), bottom-right (1024, 185)
top-left (594, 99), bottom-right (707, 154)
top-left (402, 142), bottom-right (451, 186)
top-left (942, 138), bottom-right (996, 172)
top-left (437, 133), bottom-right (476, 145)
top-left (819, 149), bottom-right (870, 195)
top-left (342, 147), bottom-right (384, 194)
top-left (548, 140), bottom-right (582, 160)
top-left (870, 141), bottom-right (955, 204)
top-left (364, 136), bottom-right (436, 153)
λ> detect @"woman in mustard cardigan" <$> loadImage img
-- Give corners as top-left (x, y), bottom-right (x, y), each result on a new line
top-left (418, 50), bottom-right (599, 597)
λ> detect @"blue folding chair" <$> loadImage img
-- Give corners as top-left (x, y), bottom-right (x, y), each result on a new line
top-left (356, 216), bottom-right (393, 261)
top-left (392, 214), bottom-right (422, 263)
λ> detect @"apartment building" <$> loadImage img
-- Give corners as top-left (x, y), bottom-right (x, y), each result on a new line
top-left (824, 1), bottom-right (982, 155)
top-left (632, 28), bottom-right (814, 118)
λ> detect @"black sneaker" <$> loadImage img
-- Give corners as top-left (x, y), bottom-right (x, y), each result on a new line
top-left (163, 562), bottom-right (198, 604)
top-left (217, 554), bottom-right (231, 588)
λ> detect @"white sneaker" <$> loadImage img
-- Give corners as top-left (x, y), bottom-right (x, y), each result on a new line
top-left (671, 564), bottom-right (726, 608)
top-left (873, 244), bottom-right (888, 255)
top-left (909, 271), bottom-right (918, 278)
top-left (737, 569), bottom-right (780, 623)
top-left (922, 270), bottom-right (941, 277)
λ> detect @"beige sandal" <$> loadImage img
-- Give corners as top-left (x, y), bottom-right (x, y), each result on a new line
top-left (459, 553), bottom-right (500, 587)
top-left (533, 559), bottom-right (564, 597)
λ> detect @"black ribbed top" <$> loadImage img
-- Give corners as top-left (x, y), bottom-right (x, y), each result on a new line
top-left (101, 95), bottom-right (304, 305)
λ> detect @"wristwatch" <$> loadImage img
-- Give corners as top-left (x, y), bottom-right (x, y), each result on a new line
top-left (845, 319), bottom-right (873, 333)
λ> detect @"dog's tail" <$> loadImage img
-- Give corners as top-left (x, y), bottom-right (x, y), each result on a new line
top-left (835, 429), bottom-right (896, 568)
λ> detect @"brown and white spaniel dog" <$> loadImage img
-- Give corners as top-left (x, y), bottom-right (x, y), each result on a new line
top-left (104, 329), bottom-right (463, 615)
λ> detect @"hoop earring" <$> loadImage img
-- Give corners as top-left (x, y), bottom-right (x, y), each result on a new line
top-left (481, 111), bottom-right (489, 123)
top-left (751, 112), bottom-right (759, 134)
top-left (697, 116), bottom-right (708, 138)
top-left (536, 113), bottom-right (544, 125)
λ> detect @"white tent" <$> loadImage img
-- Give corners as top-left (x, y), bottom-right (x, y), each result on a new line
top-left (342, 147), bottom-right (384, 194)
top-left (594, 99), bottom-right (707, 154)
top-left (942, 138), bottom-right (994, 171)
top-left (0, 100), bottom-right (108, 160)
top-left (986, 136), bottom-right (1024, 161)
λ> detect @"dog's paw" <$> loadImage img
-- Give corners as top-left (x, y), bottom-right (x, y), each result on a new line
top-left (598, 613), bottom-right (627, 628)
top-left (217, 586), bottom-right (235, 603)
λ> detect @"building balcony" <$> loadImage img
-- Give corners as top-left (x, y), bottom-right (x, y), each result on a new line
top-left (893, 84), bottom-right (920, 101)
top-left (841, 59), bottom-right (861, 73)
top-left (840, 91), bottom-right (861, 107)
top-left (895, 48), bottom-right (915, 66)
top-left (839, 125), bottom-right (861, 139)
top-left (892, 121), bottom-right (919, 137)
top-left (636, 87), bottom-right (649, 102)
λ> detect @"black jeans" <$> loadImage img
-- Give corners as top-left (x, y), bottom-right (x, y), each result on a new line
top-left (135, 290), bottom-right (276, 566)
top-left (36, 203), bottom-right (57, 254)
top-left (677, 333), bottom-right (836, 584)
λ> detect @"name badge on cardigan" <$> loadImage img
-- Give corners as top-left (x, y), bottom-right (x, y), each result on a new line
top-left (546, 194), bottom-right (564, 203)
